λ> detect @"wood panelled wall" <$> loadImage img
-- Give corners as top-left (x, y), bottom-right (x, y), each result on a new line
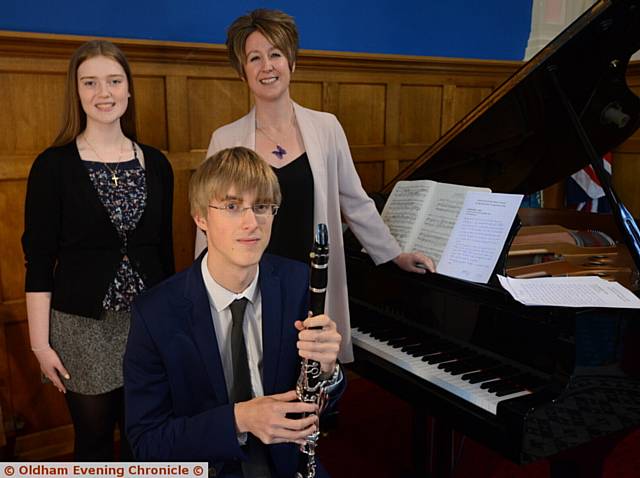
top-left (0, 30), bottom-right (639, 457)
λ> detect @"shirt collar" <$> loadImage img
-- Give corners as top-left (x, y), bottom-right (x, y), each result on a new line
top-left (200, 252), bottom-right (260, 312)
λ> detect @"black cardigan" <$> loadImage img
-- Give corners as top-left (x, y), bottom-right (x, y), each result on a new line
top-left (22, 141), bottom-right (175, 319)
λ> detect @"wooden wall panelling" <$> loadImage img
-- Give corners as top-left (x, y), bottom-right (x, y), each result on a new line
top-left (188, 78), bottom-right (250, 151)
top-left (383, 83), bottom-right (401, 183)
top-left (337, 83), bottom-right (386, 147)
top-left (336, 83), bottom-right (387, 192)
top-left (134, 76), bottom-right (168, 150)
top-left (439, 84), bottom-right (458, 135)
top-left (290, 81), bottom-right (323, 111)
top-left (0, 180), bottom-right (27, 303)
top-left (451, 86), bottom-right (495, 127)
top-left (0, 72), bottom-right (65, 153)
top-left (322, 82), bottom-right (340, 116)
top-left (171, 164), bottom-right (197, 271)
top-left (165, 76), bottom-right (190, 152)
top-left (353, 162), bottom-right (385, 193)
top-left (398, 84), bottom-right (443, 146)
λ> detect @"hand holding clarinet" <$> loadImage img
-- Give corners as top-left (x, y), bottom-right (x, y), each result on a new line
top-left (233, 225), bottom-right (340, 458)
top-left (294, 224), bottom-right (342, 478)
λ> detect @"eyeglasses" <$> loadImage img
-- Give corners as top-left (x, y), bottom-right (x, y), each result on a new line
top-left (208, 202), bottom-right (279, 217)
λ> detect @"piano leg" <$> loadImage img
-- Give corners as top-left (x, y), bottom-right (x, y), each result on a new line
top-left (428, 417), bottom-right (454, 478)
top-left (406, 411), bottom-right (455, 478)
top-left (410, 408), bottom-right (429, 476)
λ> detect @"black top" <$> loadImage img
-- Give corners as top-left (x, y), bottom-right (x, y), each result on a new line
top-left (22, 141), bottom-right (175, 319)
top-left (266, 152), bottom-right (314, 264)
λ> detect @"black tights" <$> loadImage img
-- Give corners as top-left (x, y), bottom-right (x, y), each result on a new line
top-left (65, 388), bottom-right (133, 461)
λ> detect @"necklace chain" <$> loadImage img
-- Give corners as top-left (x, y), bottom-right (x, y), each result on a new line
top-left (256, 108), bottom-right (297, 160)
top-left (83, 135), bottom-right (127, 187)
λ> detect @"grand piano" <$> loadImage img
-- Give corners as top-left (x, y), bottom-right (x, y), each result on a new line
top-left (345, 0), bottom-right (640, 474)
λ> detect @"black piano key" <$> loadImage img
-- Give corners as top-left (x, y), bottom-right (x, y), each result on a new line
top-left (464, 365), bottom-right (516, 384)
top-left (500, 373), bottom-right (528, 386)
top-left (480, 379), bottom-right (505, 391)
top-left (415, 341), bottom-right (459, 358)
top-left (462, 370), bottom-right (495, 384)
top-left (400, 345), bottom-right (423, 355)
top-left (445, 357), bottom-right (498, 375)
top-left (438, 352), bottom-right (480, 371)
top-left (489, 381), bottom-right (525, 394)
top-left (423, 349), bottom-right (466, 364)
top-left (400, 334), bottom-right (439, 349)
top-left (401, 342), bottom-right (431, 354)
top-left (487, 380), bottom-right (521, 393)
top-left (387, 336), bottom-right (420, 347)
top-left (357, 325), bottom-right (395, 336)
top-left (424, 354), bottom-right (456, 365)
top-left (480, 367), bottom-right (517, 389)
top-left (495, 385), bottom-right (526, 397)
top-left (371, 330), bottom-right (409, 341)
top-left (408, 347), bottom-right (442, 358)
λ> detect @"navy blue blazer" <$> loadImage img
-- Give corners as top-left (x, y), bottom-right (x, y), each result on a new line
top-left (124, 253), bottom-right (344, 477)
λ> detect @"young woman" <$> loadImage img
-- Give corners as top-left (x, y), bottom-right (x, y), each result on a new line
top-left (195, 9), bottom-right (435, 363)
top-left (22, 40), bottom-right (174, 460)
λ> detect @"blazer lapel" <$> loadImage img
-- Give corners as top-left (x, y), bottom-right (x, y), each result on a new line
top-left (240, 107), bottom-right (257, 149)
top-left (259, 257), bottom-right (284, 395)
top-left (185, 255), bottom-right (229, 404)
top-left (293, 102), bottom-right (328, 226)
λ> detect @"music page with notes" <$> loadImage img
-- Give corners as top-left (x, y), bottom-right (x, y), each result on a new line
top-left (381, 181), bottom-right (522, 283)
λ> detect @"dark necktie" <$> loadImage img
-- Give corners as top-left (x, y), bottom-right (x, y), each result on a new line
top-left (230, 298), bottom-right (251, 403)
top-left (228, 298), bottom-right (271, 478)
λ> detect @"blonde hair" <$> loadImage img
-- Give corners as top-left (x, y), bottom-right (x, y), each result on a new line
top-left (226, 9), bottom-right (298, 79)
top-left (52, 40), bottom-right (137, 147)
top-left (189, 147), bottom-right (281, 218)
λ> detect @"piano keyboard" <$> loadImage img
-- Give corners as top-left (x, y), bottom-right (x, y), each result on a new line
top-left (352, 325), bottom-right (535, 415)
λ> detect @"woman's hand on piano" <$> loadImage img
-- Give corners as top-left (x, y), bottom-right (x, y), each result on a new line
top-left (393, 252), bottom-right (435, 274)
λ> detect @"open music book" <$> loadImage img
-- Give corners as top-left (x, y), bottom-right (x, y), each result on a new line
top-left (381, 180), bottom-right (523, 283)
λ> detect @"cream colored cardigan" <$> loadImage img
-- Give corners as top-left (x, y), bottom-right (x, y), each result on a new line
top-left (195, 102), bottom-right (402, 362)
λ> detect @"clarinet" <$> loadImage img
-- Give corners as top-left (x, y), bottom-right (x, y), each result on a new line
top-left (295, 223), bottom-right (330, 478)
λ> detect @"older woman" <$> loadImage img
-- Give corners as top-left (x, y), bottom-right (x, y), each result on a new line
top-left (195, 9), bottom-right (434, 362)
top-left (22, 40), bottom-right (174, 460)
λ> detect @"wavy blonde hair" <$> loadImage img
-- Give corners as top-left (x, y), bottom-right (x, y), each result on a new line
top-left (189, 147), bottom-right (281, 219)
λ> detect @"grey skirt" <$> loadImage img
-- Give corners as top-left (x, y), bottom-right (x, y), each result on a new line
top-left (49, 309), bottom-right (130, 395)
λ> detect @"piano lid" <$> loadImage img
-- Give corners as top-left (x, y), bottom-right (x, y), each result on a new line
top-left (385, 0), bottom-right (640, 196)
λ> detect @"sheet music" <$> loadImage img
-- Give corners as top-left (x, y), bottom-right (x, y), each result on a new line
top-left (381, 180), bottom-right (434, 250)
top-left (436, 192), bottom-right (523, 283)
top-left (498, 275), bottom-right (640, 308)
top-left (414, 188), bottom-right (473, 263)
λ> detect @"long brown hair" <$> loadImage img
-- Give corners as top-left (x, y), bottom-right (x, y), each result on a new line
top-left (52, 40), bottom-right (137, 147)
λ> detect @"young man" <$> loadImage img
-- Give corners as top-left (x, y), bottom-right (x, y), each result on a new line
top-left (124, 147), bottom-right (344, 477)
